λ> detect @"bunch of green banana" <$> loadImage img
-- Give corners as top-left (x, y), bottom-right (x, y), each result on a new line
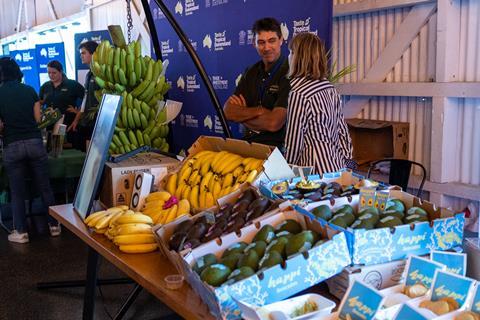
top-left (89, 39), bottom-right (172, 154)
top-left (164, 151), bottom-right (264, 212)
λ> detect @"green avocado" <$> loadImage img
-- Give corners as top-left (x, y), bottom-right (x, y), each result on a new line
top-left (359, 207), bottom-right (380, 216)
top-left (220, 252), bottom-right (243, 270)
top-left (266, 236), bottom-right (289, 258)
top-left (376, 215), bottom-right (403, 228)
top-left (275, 219), bottom-right (302, 234)
top-left (329, 216), bottom-right (348, 229)
top-left (334, 212), bottom-right (355, 226)
top-left (380, 209), bottom-right (405, 220)
top-left (285, 232), bottom-right (314, 257)
top-left (407, 207), bottom-right (428, 217)
top-left (404, 214), bottom-right (429, 224)
top-left (226, 266), bottom-right (255, 283)
top-left (222, 242), bottom-right (248, 258)
top-left (385, 199), bottom-right (406, 213)
top-left (237, 249), bottom-right (259, 271)
top-left (336, 204), bottom-right (355, 216)
top-left (244, 241), bottom-right (266, 258)
top-left (351, 219), bottom-right (375, 230)
top-left (358, 212), bottom-right (380, 225)
top-left (200, 264), bottom-right (232, 287)
top-left (253, 225), bottom-right (276, 244)
top-left (193, 253), bottom-right (217, 275)
top-left (258, 251), bottom-right (283, 270)
top-left (311, 205), bottom-right (332, 221)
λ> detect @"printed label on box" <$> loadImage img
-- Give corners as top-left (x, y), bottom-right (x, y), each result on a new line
top-left (393, 303), bottom-right (428, 320)
top-left (359, 187), bottom-right (376, 211)
top-left (430, 251), bottom-right (467, 276)
top-left (431, 270), bottom-right (475, 307)
top-left (405, 255), bottom-right (445, 288)
top-left (471, 285), bottom-right (480, 314)
top-left (375, 191), bottom-right (389, 212)
top-left (338, 280), bottom-right (384, 320)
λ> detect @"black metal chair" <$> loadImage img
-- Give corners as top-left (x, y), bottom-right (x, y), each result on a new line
top-left (367, 158), bottom-right (427, 197)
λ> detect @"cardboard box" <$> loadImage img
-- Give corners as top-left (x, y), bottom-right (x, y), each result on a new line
top-left (347, 119), bottom-right (409, 168)
top-left (296, 190), bottom-right (465, 265)
top-left (158, 210), bottom-right (351, 319)
top-left (326, 259), bottom-right (406, 300)
top-left (99, 153), bottom-right (179, 208)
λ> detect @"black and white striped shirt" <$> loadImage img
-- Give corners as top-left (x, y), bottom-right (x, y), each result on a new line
top-left (285, 77), bottom-right (353, 175)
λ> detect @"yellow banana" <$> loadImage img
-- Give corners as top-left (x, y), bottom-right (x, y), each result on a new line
top-left (115, 223), bottom-right (152, 236)
top-left (149, 209), bottom-right (164, 224)
top-left (84, 210), bottom-right (107, 225)
top-left (115, 214), bottom-right (153, 225)
top-left (119, 243), bottom-right (157, 254)
top-left (143, 199), bottom-right (165, 210)
top-left (213, 152), bottom-right (234, 173)
top-left (146, 191), bottom-right (171, 202)
top-left (177, 199), bottom-right (190, 216)
top-left (199, 154), bottom-right (215, 176)
top-left (166, 173), bottom-right (178, 195)
top-left (212, 180), bottom-right (221, 200)
top-left (108, 205), bottom-right (129, 212)
top-left (222, 173), bottom-right (234, 189)
top-left (164, 205), bottom-right (178, 224)
top-left (95, 210), bottom-right (124, 230)
top-left (205, 192), bottom-right (215, 208)
top-left (199, 171), bottom-right (213, 192)
top-left (174, 183), bottom-right (187, 199)
top-left (210, 151), bottom-right (228, 173)
top-left (86, 211), bottom-right (110, 227)
top-left (217, 153), bottom-right (242, 174)
top-left (199, 189), bottom-right (206, 209)
top-left (219, 186), bottom-right (232, 198)
top-left (187, 170), bottom-right (200, 186)
top-left (232, 166), bottom-right (244, 178)
top-left (182, 185), bottom-right (192, 200)
top-left (178, 164), bottom-right (193, 183)
top-left (94, 227), bottom-right (108, 234)
top-left (245, 169), bottom-right (258, 183)
top-left (220, 156), bottom-right (244, 175)
top-left (208, 174), bottom-right (220, 192)
top-left (245, 158), bottom-right (263, 172)
top-left (189, 185), bottom-right (199, 210)
top-left (237, 171), bottom-right (249, 184)
top-left (114, 234), bottom-right (156, 245)
top-left (231, 183), bottom-right (241, 192)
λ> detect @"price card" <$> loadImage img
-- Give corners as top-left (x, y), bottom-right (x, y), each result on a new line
top-left (430, 251), bottom-right (467, 276)
top-left (393, 303), bottom-right (429, 320)
top-left (405, 255), bottom-right (445, 288)
top-left (471, 285), bottom-right (480, 314)
top-left (338, 280), bottom-right (384, 320)
top-left (359, 187), bottom-right (376, 211)
top-left (431, 270), bottom-right (475, 307)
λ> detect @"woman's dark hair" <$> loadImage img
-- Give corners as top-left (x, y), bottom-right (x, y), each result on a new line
top-left (78, 40), bottom-right (98, 54)
top-left (0, 57), bottom-right (23, 83)
top-left (252, 17), bottom-right (282, 39)
top-left (47, 60), bottom-right (63, 72)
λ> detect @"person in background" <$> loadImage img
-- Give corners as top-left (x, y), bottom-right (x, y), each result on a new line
top-left (0, 57), bottom-right (60, 243)
top-left (70, 40), bottom-right (100, 152)
top-left (39, 60), bottom-right (85, 145)
top-left (284, 32), bottom-right (352, 174)
top-left (224, 17), bottom-right (290, 149)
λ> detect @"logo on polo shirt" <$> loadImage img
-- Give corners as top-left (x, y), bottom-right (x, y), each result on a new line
top-left (292, 17), bottom-right (318, 36)
top-left (204, 115), bottom-right (213, 130)
top-left (214, 30), bottom-right (231, 51)
top-left (185, 0), bottom-right (199, 15)
top-left (161, 40), bottom-right (173, 56)
top-left (177, 76), bottom-right (185, 90)
top-left (174, 1), bottom-right (183, 15)
top-left (281, 22), bottom-right (290, 41)
top-left (203, 34), bottom-right (212, 50)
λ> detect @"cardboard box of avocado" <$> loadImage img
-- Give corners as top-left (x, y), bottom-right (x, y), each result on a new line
top-left (259, 168), bottom-right (389, 203)
top-left (295, 189), bottom-right (465, 266)
top-left (163, 209), bottom-right (351, 319)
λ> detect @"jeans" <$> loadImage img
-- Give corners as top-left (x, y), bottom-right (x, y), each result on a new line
top-left (3, 138), bottom-right (57, 233)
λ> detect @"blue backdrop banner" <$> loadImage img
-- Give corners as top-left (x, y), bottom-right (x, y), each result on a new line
top-left (74, 30), bottom-right (111, 84)
top-left (149, 0), bottom-right (333, 154)
top-left (10, 49), bottom-right (40, 92)
top-left (35, 42), bottom-right (66, 87)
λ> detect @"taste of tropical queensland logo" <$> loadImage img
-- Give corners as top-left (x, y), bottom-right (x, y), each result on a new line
top-left (214, 30), bottom-right (231, 51)
top-left (184, 0), bottom-right (199, 15)
top-left (292, 17), bottom-right (318, 36)
top-left (161, 40), bottom-right (173, 57)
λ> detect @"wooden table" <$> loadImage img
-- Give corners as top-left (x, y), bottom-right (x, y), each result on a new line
top-left (49, 204), bottom-right (214, 320)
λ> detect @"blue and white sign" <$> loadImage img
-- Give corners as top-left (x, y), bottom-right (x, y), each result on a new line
top-left (35, 42), bottom-right (66, 86)
top-left (338, 280), bottom-right (384, 320)
top-left (149, 0), bottom-right (333, 153)
top-left (431, 270), bottom-right (475, 307)
top-left (74, 30), bottom-right (111, 83)
top-left (471, 285), bottom-right (480, 314)
top-left (405, 255), bottom-right (445, 288)
top-left (10, 49), bottom-right (40, 92)
top-left (431, 251), bottom-right (467, 276)
top-left (393, 303), bottom-right (429, 320)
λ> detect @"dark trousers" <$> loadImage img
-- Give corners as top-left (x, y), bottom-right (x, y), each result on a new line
top-left (3, 138), bottom-right (57, 233)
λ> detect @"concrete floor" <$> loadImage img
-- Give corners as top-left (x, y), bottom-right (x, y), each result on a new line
top-left (0, 214), bottom-right (183, 320)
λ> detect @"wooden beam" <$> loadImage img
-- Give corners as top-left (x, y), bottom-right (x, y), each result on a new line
top-left (337, 82), bottom-right (480, 98)
top-left (334, 0), bottom-right (435, 17)
top-left (343, 2), bottom-right (437, 118)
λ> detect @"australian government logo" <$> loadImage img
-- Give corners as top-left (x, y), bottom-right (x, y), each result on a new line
top-left (152, 8), bottom-right (165, 20)
top-left (177, 76), bottom-right (185, 91)
top-left (161, 40), bottom-right (173, 56)
top-left (185, 0), bottom-right (199, 15)
top-left (178, 39), bottom-right (198, 52)
top-left (203, 34), bottom-right (213, 50)
top-left (185, 114), bottom-right (199, 128)
top-left (211, 75), bottom-right (228, 90)
top-left (292, 17), bottom-right (318, 36)
top-left (186, 75), bottom-right (200, 92)
top-left (214, 30), bottom-right (231, 51)
top-left (205, 0), bottom-right (228, 7)
top-left (238, 30), bottom-right (254, 46)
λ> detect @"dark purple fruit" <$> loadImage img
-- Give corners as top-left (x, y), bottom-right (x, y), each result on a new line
top-left (248, 198), bottom-right (270, 212)
top-left (233, 199), bottom-right (250, 213)
top-left (168, 232), bottom-right (187, 251)
top-left (182, 238), bottom-right (201, 250)
top-left (173, 219), bottom-right (194, 234)
top-left (187, 223), bottom-right (207, 240)
top-left (238, 189), bottom-right (257, 203)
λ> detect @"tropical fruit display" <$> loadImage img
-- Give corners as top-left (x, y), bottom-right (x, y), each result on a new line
top-left (309, 198), bottom-right (429, 230)
top-left (167, 188), bottom-right (273, 252)
top-left (165, 150), bottom-right (264, 211)
top-left (190, 219), bottom-right (325, 287)
top-left (83, 205), bottom-right (157, 254)
top-left (140, 191), bottom-right (191, 225)
top-left (90, 39), bottom-right (171, 154)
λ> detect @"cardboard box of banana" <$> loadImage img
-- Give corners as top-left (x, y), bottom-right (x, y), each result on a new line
top-left (83, 205), bottom-right (158, 254)
top-left (90, 39), bottom-right (171, 154)
top-left (164, 150), bottom-right (264, 212)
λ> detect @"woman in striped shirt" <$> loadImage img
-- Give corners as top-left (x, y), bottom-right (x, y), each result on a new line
top-left (284, 32), bottom-right (352, 175)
